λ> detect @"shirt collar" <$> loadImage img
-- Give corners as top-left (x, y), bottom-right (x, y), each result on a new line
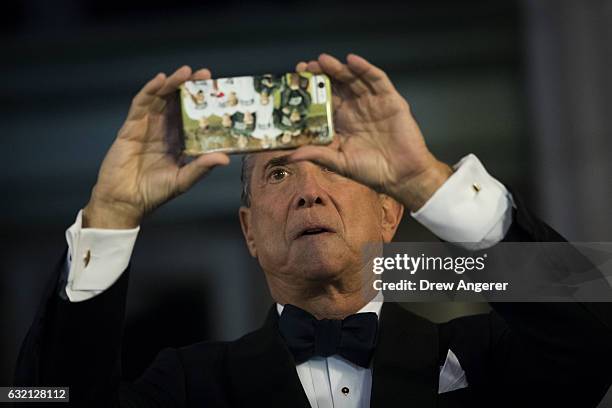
top-left (276, 291), bottom-right (384, 318)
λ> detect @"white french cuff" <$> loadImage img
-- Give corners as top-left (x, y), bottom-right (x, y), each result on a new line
top-left (411, 154), bottom-right (514, 247)
top-left (64, 210), bottom-right (140, 302)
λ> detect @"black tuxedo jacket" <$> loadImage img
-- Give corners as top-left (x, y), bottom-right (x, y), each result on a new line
top-left (14, 198), bottom-right (612, 407)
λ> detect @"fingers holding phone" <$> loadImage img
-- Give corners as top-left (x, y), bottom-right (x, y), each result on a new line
top-left (291, 53), bottom-right (451, 212)
top-left (83, 66), bottom-right (230, 229)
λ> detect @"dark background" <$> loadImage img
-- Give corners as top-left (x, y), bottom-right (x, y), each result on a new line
top-left (1, 0), bottom-right (611, 404)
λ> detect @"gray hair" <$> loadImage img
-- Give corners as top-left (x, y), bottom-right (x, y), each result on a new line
top-left (240, 154), bottom-right (256, 207)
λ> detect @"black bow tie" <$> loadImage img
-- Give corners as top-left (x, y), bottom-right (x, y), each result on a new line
top-left (278, 304), bottom-right (378, 368)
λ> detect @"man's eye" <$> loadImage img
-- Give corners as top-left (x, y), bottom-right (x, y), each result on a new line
top-left (268, 168), bottom-right (289, 182)
top-left (321, 166), bottom-right (335, 174)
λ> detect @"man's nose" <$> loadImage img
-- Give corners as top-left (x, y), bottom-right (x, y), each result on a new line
top-left (294, 170), bottom-right (326, 208)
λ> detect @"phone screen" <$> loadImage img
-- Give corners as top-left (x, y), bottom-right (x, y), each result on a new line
top-left (180, 72), bottom-right (334, 155)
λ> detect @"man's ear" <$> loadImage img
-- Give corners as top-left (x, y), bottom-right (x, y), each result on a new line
top-left (239, 206), bottom-right (258, 258)
top-left (379, 194), bottom-right (404, 243)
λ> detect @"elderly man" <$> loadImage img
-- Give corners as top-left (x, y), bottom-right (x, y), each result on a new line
top-left (15, 54), bottom-right (612, 407)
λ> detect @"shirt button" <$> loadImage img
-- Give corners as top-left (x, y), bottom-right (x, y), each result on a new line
top-left (341, 386), bottom-right (349, 396)
top-left (472, 182), bottom-right (482, 193)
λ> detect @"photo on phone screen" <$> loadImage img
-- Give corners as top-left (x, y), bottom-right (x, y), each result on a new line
top-left (180, 72), bottom-right (334, 155)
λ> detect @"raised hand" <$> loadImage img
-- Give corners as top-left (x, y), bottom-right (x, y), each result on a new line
top-left (83, 66), bottom-right (230, 228)
top-left (289, 54), bottom-right (452, 211)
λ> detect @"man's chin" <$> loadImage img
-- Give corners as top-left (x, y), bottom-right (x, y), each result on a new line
top-left (299, 266), bottom-right (343, 282)
top-left (291, 248), bottom-right (352, 281)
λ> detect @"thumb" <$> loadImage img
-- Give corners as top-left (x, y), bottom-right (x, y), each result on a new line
top-left (176, 153), bottom-right (230, 193)
top-left (288, 144), bottom-right (348, 175)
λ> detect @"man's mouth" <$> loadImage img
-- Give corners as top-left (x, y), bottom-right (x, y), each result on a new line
top-left (296, 226), bottom-right (335, 239)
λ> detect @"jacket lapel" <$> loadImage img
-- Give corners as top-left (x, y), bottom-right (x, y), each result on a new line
top-left (370, 303), bottom-right (439, 408)
top-left (226, 306), bottom-right (310, 408)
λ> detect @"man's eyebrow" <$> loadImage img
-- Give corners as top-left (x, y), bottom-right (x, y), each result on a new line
top-left (262, 155), bottom-right (292, 172)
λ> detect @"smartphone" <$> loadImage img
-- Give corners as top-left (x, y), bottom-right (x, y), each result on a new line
top-left (179, 72), bottom-right (334, 155)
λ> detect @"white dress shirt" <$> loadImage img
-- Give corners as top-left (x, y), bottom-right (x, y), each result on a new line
top-left (62, 153), bottom-right (514, 407)
top-left (276, 294), bottom-right (383, 408)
